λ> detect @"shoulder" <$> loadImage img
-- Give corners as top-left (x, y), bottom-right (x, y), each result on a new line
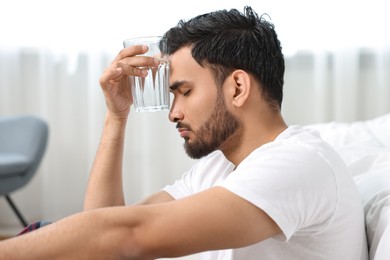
top-left (245, 125), bottom-right (347, 173)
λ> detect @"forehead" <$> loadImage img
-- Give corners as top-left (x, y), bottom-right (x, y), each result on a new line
top-left (169, 46), bottom-right (214, 86)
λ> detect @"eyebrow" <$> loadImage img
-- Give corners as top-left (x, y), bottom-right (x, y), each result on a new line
top-left (169, 80), bottom-right (188, 92)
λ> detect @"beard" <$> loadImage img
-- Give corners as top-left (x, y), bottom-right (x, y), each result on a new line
top-left (180, 93), bottom-right (240, 159)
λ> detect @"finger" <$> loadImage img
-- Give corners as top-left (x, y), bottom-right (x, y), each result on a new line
top-left (113, 45), bottom-right (149, 63)
top-left (117, 63), bottom-right (148, 77)
top-left (100, 53), bottom-right (161, 87)
top-left (99, 67), bottom-right (120, 87)
top-left (118, 56), bottom-right (159, 72)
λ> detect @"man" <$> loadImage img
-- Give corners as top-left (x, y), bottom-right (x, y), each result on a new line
top-left (0, 6), bottom-right (368, 259)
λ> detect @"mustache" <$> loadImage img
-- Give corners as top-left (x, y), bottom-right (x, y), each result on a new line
top-left (176, 122), bottom-right (192, 130)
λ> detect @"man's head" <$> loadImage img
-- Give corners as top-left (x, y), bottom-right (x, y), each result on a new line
top-left (162, 6), bottom-right (285, 111)
top-left (164, 6), bottom-right (285, 159)
top-left (168, 47), bottom-right (241, 159)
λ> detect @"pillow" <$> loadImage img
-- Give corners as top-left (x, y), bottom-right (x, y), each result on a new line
top-left (365, 113), bottom-right (390, 148)
top-left (373, 223), bottom-right (390, 260)
top-left (307, 113), bottom-right (390, 177)
top-left (355, 172), bottom-right (390, 255)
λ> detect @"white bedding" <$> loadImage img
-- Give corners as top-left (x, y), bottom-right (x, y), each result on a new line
top-left (307, 113), bottom-right (390, 260)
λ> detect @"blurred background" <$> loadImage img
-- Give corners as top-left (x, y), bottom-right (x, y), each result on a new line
top-left (0, 0), bottom-right (389, 254)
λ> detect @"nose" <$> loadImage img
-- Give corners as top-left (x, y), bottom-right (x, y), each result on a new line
top-left (169, 100), bottom-right (184, 123)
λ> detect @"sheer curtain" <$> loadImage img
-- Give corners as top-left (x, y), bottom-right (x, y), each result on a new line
top-left (0, 0), bottom-right (389, 227)
top-left (283, 47), bottom-right (390, 124)
top-left (0, 48), bottom-right (195, 223)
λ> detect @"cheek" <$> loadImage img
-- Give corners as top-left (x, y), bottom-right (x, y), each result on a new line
top-left (188, 93), bottom-right (216, 125)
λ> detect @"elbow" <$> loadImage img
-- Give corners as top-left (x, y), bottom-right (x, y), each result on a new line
top-left (118, 228), bottom-right (159, 260)
top-left (91, 206), bottom-right (163, 259)
top-left (113, 213), bottom-right (161, 259)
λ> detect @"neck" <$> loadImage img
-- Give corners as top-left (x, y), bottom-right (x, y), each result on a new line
top-left (220, 111), bottom-right (287, 167)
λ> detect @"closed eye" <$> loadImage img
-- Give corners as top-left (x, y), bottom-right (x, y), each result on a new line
top-left (183, 90), bottom-right (191, 96)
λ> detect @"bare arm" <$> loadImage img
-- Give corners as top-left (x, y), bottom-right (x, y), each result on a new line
top-left (83, 113), bottom-right (127, 209)
top-left (128, 187), bottom-right (282, 258)
top-left (83, 45), bottom-right (161, 210)
top-left (84, 114), bottom-right (173, 209)
top-left (0, 187), bottom-right (280, 259)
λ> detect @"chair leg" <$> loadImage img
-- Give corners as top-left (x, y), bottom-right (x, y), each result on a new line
top-left (5, 195), bottom-right (28, 227)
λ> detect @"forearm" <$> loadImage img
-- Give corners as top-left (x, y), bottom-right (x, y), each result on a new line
top-left (84, 112), bottom-right (127, 210)
top-left (0, 209), bottom-right (135, 260)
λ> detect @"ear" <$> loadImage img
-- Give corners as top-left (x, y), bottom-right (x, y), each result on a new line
top-left (226, 70), bottom-right (251, 108)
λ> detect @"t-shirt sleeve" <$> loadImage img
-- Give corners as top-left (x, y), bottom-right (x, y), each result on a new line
top-left (219, 144), bottom-right (338, 241)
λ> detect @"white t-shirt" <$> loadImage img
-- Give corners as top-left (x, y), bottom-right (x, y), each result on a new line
top-left (163, 126), bottom-right (368, 260)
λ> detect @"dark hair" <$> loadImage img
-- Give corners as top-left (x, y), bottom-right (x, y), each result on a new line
top-left (162, 6), bottom-right (285, 110)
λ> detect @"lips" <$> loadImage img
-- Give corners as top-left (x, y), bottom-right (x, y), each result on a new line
top-left (178, 127), bottom-right (190, 138)
top-left (176, 123), bottom-right (191, 138)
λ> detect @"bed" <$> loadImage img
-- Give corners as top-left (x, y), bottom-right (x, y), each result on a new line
top-left (307, 113), bottom-right (390, 260)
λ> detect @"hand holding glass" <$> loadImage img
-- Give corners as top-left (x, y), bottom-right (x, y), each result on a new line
top-left (123, 36), bottom-right (170, 112)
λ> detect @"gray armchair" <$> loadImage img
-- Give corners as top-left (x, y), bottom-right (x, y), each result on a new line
top-left (0, 115), bottom-right (49, 227)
